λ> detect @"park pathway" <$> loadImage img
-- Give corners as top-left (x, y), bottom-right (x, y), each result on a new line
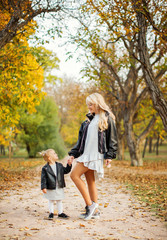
top-left (0, 157), bottom-right (166, 240)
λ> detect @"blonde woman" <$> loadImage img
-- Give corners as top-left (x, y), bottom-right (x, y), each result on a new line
top-left (41, 149), bottom-right (72, 220)
top-left (68, 93), bottom-right (117, 220)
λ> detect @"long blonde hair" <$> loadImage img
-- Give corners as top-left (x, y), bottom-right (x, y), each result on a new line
top-left (39, 149), bottom-right (55, 164)
top-left (86, 93), bottom-right (115, 131)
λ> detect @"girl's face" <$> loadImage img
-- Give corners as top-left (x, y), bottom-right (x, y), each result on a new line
top-left (49, 150), bottom-right (58, 163)
top-left (87, 102), bottom-right (99, 114)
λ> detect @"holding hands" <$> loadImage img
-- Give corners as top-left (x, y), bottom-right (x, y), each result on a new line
top-left (105, 159), bottom-right (112, 168)
top-left (68, 156), bottom-right (74, 166)
top-left (42, 188), bottom-right (47, 194)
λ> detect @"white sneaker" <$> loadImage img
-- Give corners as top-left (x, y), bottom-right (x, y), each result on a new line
top-left (84, 202), bottom-right (98, 220)
top-left (91, 210), bottom-right (100, 219)
top-left (79, 206), bottom-right (100, 219)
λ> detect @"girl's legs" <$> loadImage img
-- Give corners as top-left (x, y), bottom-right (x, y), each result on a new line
top-left (70, 162), bottom-right (92, 206)
top-left (56, 200), bottom-right (63, 214)
top-left (48, 200), bottom-right (54, 214)
top-left (84, 170), bottom-right (98, 203)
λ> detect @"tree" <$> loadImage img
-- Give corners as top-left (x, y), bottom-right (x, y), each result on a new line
top-left (17, 97), bottom-right (66, 158)
top-left (132, 0), bottom-right (167, 131)
top-left (66, 0), bottom-right (167, 165)
top-left (32, 46), bottom-right (60, 83)
top-left (0, 25), bottom-right (45, 144)
top-left (0, 0), bottom-right (78, 49)
top-left (50, 77), bottom-right (98, 146)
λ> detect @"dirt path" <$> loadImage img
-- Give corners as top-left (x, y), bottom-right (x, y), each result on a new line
top-left (0, 158), bottom-right (167, 240)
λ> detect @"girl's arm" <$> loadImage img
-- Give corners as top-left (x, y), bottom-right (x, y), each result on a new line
top-left (63, 163), bottom-right (72, 174)
top-left (41, 167), bottom-right (47, 190)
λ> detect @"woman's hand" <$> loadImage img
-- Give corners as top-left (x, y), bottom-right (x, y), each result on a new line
top-left (68, 156), bottom-right (74, 166)
top-left (42, 188), bottom-right (47, 194)
top-left (105, 159), bottom-right (112, 168)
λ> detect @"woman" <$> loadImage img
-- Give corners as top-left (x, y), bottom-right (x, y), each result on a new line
top-left (68, 93), bottom-right (117, 220)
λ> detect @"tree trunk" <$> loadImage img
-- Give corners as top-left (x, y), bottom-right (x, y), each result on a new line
top-left (124, 115), bottom-right (142, 166)
top-left (142, 137), bottom-right (148, 158)
top-left (117, 135), bottom-right (125, 160)
top-left (0, 145), bottom-right (5, 155)
top-left (26, 144), bottom-right (31, 156)
top-left (9, 142), bottom-right (12, 167)
top-left (116, 121), bottom-right (125, 160)
top-left (156, 134), bottom-right (160, 155)
top-left (133, 1), bottom-right (167, 131)
top-left (149, 137), bottom-right (152, 153)
top-left (124, 110), bottom-right (156, 166)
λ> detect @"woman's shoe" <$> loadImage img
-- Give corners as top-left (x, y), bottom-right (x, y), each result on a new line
top-left (84, 202), bottom-right (98, 220)
top-left (91, 210), bottom-right (100, 219)
top-left (79, 206), bottom-right (100, 219)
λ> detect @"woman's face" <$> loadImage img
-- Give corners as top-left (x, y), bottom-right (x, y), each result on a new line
top-left (87, 102), bottom-right (99, 114)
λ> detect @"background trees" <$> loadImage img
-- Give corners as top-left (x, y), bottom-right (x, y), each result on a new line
top-left (0, 0), bottom-right (75, 49)
top-left (132, 0), bottom-right (167, 131)
top-left (17, 97), bottom-right (66, 158)
top-left (0, 0), bottom-right (166, 165)
top-left (64, 0), bottom-right (167, 165)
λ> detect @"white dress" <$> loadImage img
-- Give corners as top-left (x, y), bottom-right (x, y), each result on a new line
top-left (43, 163), bottom-right (65, 200)
top-left (77, 114), bottom-right (104, 180)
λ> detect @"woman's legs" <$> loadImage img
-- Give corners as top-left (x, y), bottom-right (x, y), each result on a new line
top-left (70, 162), bottom-right (92, 206)
top-left (84, 170), bottom-right (98, 203)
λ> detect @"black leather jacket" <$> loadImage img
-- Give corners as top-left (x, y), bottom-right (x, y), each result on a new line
top-left (68, 112), bottom-right (117, 159)
top-left (41, 162), bottom-right (72, 190)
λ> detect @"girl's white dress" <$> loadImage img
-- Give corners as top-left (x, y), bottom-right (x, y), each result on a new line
top-left (43, 163), bottom-right (65, 200)
top-left (77, 114), bottom-right (104, 180)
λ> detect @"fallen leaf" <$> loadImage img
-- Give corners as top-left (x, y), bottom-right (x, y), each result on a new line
top-left (79, 223), bottom-right (85, 227)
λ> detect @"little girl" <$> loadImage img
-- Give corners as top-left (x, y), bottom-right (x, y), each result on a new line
top-left (41, 149), bottom-right (72, 219)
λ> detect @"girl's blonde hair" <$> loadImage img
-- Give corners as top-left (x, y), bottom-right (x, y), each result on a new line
top-left (39, 149), bottom-right (55, 164)
top-left (86, 93), bottom-right (115, 131)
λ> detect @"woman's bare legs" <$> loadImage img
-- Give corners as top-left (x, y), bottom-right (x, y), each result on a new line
top-left (70, 162), bottom-right (92, 206)
top-left (85, 170), bottom-right (98, 203)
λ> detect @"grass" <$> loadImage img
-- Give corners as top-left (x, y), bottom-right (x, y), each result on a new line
top-left (0, 156), bottom-right (44, 191)
top-left (106, 141), bottom-right (167, 221)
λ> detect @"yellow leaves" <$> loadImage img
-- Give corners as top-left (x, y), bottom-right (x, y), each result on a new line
top-left (79, 223), bottom-right (86, 228)
top-left (0, 32), bottom-right (45, 145)
top-left (0, 10), bottom-right (10, 31)
top-left (104, 49), bottom-right (112, 54)
top-left (104, 202), bottom-right (109, 208)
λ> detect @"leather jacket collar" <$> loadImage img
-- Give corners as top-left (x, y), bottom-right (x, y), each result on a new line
top-left (86, 111), bottom-right (109, 121)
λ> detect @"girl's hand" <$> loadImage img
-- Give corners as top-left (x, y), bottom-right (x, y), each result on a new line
top-left (105, 159), bottom-right (112, 168)
top-left (42, 188), bottom-right (47, 194)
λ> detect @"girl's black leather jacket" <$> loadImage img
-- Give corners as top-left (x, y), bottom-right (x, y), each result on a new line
top-left (68, 112), bottom-right (117, 159)
top-left (41, 162), bottom-right (72, 190)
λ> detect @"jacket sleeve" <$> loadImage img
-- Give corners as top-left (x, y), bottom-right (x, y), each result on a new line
top-left (41, 167), bottom-right (47, 190)
top-left (104, 117), bottom-right (118, 159)
top-left (68, 122), bottom-right (84, 158)
top-left (63, 163), bottom-right (72, 174)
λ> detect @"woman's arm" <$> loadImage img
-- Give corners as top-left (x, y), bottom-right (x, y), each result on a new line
top-left (104, 117), bottom-right (118, 160)
top-left (68, 122), bottom-right (84, 158)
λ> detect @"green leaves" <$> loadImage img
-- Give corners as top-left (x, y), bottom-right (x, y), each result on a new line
top-left (17, 97), bottom-right (66, 158)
